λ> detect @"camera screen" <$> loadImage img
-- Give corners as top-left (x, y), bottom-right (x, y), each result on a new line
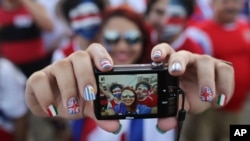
top-left (97, 73), bottom-right (158, 117)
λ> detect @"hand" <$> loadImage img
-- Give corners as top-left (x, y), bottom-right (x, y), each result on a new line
top-left (151, 43), bottom-right (234, 131)
top-left (25, 43), bottom-right (234, 133)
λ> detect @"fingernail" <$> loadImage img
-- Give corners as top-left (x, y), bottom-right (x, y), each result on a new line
top-left (200, 86), bottom-right (213, 102)
top-left (153, 50), bottom-right (162, 58)
top-left (83, 85), bottom-right (96, 101)
top-left (47, 105), bottom-right (58, 117)
top-left (217, 94), bottom-right (227, 107)
top-left (112, 124), bottom-right (122, 134)
top-left (100, 59), bottom-right (112, 69)
top-left (156, 124), bottom-right (168, 134)
top-left (67, 97), bottom-right (80, 115)
top-left (170, 62), bottom-right (182, 72)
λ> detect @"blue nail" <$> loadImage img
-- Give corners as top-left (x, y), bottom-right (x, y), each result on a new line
top-left (112, 124), bottom-right (122, 134)
top-left (155, 124), bottom-right (168, 134)
top-left (200, 86), bottom-right (213, 102)
top-left (67, 97), bottom-right (80, 115)
top-left (170, 62), bottom-right (182, 72)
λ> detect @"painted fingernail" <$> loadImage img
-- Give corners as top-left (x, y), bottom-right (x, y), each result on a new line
top-left (156, 124), bottom-right (168, 134)
top-left (112, 123), bottom-right (122, 135)
top-left (153, 50), bottom-right (162, 58)
top-left (170, 62), bottom-right (182, 72)
top-left (83, 85), bottom-right (96, 101)
top-left (100, 59), bottom-right (112, 69)
top-left (67, 97), bottom-right (80, 115)
top-left (217, 94), bottom-right (227, 107)
top-left (47, 105), bottom-right (58, 117)
top-left (200, 86), bottom-right (213, 102)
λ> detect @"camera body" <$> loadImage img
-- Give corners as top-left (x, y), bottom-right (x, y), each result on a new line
top-left (94, 63), bottom-right (179, 120)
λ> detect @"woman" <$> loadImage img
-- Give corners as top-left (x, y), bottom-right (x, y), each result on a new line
top-left (25, 5), bottom-right (234, 141)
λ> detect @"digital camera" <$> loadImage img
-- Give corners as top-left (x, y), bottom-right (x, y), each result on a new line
top-left (94, 63), bottom-right (179, 120)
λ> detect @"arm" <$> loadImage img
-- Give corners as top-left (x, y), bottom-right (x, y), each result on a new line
top-left (20, 0), bottom-right (53, 31)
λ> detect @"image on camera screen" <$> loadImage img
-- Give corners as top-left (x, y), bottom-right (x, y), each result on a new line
top-left (98, 73), bottom-right (158, 117)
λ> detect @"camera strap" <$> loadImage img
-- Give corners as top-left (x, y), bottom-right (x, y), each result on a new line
top-left (176, 88), bottom-right (186, 141)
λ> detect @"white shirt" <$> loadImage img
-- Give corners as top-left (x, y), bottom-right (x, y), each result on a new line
top-left (0, 58), bottom-right (28, 132)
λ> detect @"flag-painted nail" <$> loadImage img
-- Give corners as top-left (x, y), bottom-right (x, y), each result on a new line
top-left (153, 50), bottom-right (162, 58)
top-left (200, 86), bottom-right (213, 102)
top-left (170, 62), bottom-right (182, 72)
top-left (112, 124), bottom-right (122, 135)
top-left (67, 97), bottom-right (80, 115)
top-left (217, 94), bottom-right (227, 107)
top-left (47, 105), bottom-right (58, 117)
top-left (156, 124), bottom-right (168, 134)
top-left (100, 59), bottom-right (112, 69)
top-left (83, 85), bottom-right (96, 101)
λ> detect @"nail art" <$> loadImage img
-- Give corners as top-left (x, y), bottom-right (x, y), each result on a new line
top-left (100, 59), bottom-right (112, 69)
top-left (83, 85), bottom-right (96, 101)
top-left (170, 62), bottom-right (182, 72)
top-left (67, 97), bottom-right (80, 115)
top-left (217, 94), bottom-right (227, 107)
top-left (47, 105), bottom-right (58, 117)
top-left (200, 86), bottom-right (213, 102)
top-left (156, 124), bottom-right (168, 134)
top-left (153, 50), bottom-right (162, 58)
top-left (112, 124), bottom-right (122, 135)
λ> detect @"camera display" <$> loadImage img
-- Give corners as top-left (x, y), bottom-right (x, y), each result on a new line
top-left (94, 64), bottom-right (179, 120)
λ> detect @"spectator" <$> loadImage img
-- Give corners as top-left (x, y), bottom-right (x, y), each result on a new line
top-left (0, 57), bottom-right (28, 141)
top-left (0, 0), bottom-right (53, 77)
top-left (184, 0), bottom-right (250, 141)
top-left (161, 0), bottom-right (204, 54)
top-left (52, 0), bottom-right (105, 62)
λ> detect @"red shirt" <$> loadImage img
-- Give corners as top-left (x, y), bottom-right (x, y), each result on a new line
top-left (0, 5), bottom-right (46, 64)
top-left (187, 20), bottom-right (250, 112)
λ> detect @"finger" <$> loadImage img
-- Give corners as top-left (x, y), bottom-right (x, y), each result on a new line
top-left (86, 43), bottom-right (114, 72)
top-left (213, 60), bottom-right (234, 108)
top-left (156, 117), bottom-right (177, 133)
top-left (25, 70), bottom-right (57, 117)
top-left (151, 43), bottom-right (175, 63)
top-left (50, 59), bottom-right (81, 118)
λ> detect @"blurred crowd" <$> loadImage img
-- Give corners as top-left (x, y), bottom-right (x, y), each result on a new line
top-left (0, 0), bottom-right (249, 141)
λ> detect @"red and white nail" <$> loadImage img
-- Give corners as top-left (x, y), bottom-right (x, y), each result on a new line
top-left (47, 105), bottom-right (58, 117)
top-left (153, 50), bottom-right (162, 58)
top-left (100, 59), bottom-right (112, 69)
top-left (200, 86), bottom-right (213, 102)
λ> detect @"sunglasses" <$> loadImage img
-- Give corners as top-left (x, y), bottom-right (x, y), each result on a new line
top-left (103, 30), bottom-right (142, 46)
top-left (121, 94), bottom-right (135, 99)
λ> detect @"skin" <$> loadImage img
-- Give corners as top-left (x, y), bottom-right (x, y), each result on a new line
top-left (25, 43), bottom-right (235, 133)
top-left (211, 0), bottom-right (244, 24)
top-left (100, 16), bottom-right (143, 64)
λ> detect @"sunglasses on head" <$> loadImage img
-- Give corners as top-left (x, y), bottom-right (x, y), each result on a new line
top-left (122, 94), bottom-right (135, 99)
top-left (103, 30), bottom-right (142, 46)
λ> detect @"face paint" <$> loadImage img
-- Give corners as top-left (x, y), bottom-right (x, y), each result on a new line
top-left (136, 84), bottom-right (149, 98)
top-left (162, 3), bottom-right (187, 41)
top-left (112, 87), bottom-right (122, 99)
top-left (69, 2), bottom-right (101, 40)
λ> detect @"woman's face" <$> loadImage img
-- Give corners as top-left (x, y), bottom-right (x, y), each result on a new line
top-left (101, 17), bottom-right (143, 65)
top-left (121, 89), bottom-right (135, 106)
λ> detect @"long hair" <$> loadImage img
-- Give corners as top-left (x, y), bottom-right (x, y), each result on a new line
top-left (101, 5), bottom-right (152, 64)
top-left (121, 87), bottom-right (138, 113)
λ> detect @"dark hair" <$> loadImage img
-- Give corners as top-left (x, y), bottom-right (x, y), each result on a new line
top-left (101, 5), bottom-right (152, 64)
top-left (109, 83), bottom-right (123, 93)
top-left (135, 81), bottom-right (151, 91)
top-left (121, 87), bottom-right (137, 112)
top-left (58, 0), bottom-right (105, 23)
top-left (145, 0), bottom-right (195, 18)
